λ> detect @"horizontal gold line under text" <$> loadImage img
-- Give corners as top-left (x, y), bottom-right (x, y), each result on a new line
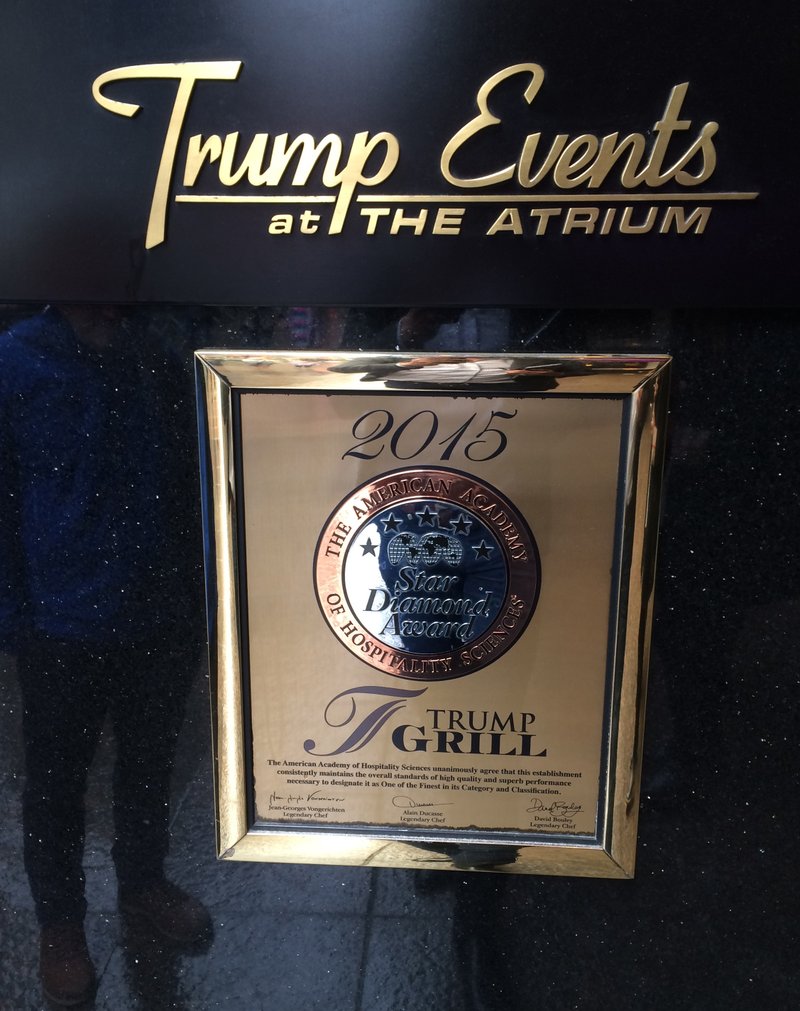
top-left (174, 191), bottom-right (758, 205)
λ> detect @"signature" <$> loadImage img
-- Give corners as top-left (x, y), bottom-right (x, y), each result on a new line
top-left (269, 790), bottom-right (345, 807)
top-left (526, 799), bottom-right (583, 818)
top-left (307, 789), bottom-right (346, 803)
top-left (392, 794), bottom-right (453, 812)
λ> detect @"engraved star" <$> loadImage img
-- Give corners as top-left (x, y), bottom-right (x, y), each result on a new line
top-left (471, 539), bottom-right (494, 560)
top-left (361, 537), bottom-right (378, 556)
top-left (415, 505), bottom-right (439, 527)
top-left (381, 512), bottom-right (403, 533)
top-left (449, 512), bottom-right (473, 536)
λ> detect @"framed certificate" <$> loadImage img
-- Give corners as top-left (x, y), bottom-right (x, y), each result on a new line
top-left (195, 351), bottom-right (670, 877)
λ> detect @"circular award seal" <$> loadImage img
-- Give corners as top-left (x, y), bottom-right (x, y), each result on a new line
top-left (314, 468), bottom-right (540, 680)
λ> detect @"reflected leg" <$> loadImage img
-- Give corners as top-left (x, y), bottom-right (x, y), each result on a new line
top-left (17, 637), bottom-right (108, 926)
top-left (109, 639), bottom-right (195, 891)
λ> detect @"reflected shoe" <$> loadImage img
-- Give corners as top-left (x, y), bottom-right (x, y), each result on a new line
top-left (40, 922), bottom-right (97, 1007)
top-left (119, 880), bottom-right (213, 947)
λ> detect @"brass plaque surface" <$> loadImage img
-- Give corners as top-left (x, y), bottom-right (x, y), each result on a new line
top-left (196, 353), bottom-right (670, 876)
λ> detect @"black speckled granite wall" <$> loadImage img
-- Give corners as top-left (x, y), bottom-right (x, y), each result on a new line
top-left (0, 305), bottom-right (796, 1009)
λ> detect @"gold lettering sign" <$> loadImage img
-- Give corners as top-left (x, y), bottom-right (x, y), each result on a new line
top-left (92, 62), bottom-right (756, 247)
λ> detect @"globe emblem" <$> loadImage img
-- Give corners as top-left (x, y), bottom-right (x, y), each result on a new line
top-left (387, 531), bottom-right (420, 565)
top-left (387, 531), bottom-right (463, 567)
top-left (420, 532), bottom-right (462, 566)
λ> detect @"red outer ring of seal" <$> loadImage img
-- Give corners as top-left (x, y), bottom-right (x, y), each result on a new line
top-left (313, 468), bottom-right (540, 681)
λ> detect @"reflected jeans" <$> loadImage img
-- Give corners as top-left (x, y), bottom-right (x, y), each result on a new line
top-left (17, 633), bottom-right (196, 927)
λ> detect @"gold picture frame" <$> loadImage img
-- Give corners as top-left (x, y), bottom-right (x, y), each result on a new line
top-left (195, 351), bottom-right (670, 877)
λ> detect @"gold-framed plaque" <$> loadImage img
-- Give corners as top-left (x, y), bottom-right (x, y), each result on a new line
top-left (195, 351), bottom-right (670, 877)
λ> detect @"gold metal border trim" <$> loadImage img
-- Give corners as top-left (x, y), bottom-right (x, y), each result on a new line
top-left (196, 351), bottom-right (671, 878)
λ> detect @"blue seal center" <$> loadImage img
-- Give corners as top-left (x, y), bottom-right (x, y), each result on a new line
top-left (342, 499), bottom-right (507, 654)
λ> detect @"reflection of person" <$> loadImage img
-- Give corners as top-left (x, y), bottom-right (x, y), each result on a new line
top-left (0, 306), bottom-right (211, 1006)
top-left (396, 308), bottom-right (512, 351)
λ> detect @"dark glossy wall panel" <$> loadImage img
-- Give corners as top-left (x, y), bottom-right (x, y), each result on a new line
top-left (0, 305), bottom-right (797, 1008)
top-left (2, 3), bottom-right (798, 1008)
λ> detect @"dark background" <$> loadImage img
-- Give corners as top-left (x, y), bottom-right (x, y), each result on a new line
top-left (1, 304), bottom-right (797, 1010)
top-left (0, 2), bottom-right (798, 1008)
top-left (1, 0), bottom-right (797, 305)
